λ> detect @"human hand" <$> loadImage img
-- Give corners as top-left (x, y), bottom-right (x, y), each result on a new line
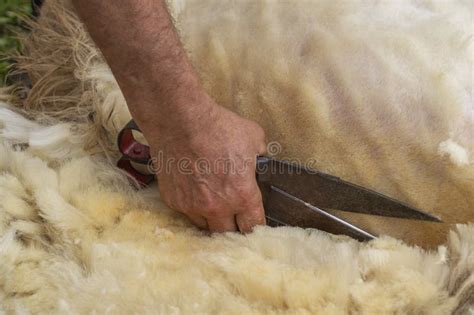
top-left (73, 0), bottom-right (266, 233)
top-left (146, 94), bottom-right (267, 233)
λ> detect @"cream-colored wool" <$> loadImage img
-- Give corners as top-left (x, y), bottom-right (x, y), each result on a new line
top-left (0, 140), bottom-right (473, 314)
top-left (0, 0), bottom-right (473, 313)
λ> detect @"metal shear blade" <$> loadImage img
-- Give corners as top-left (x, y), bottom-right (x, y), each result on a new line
top-left (256, 157), bottom-right (441, 241)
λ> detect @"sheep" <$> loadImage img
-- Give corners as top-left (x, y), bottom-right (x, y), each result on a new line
top-left (0, 0), bottom-right (472, 312)
top-left (11, 0), bottom-right (473, 247)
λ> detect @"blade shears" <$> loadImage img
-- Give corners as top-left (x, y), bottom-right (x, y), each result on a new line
top-left (117, 119), bottom-right (441, 241)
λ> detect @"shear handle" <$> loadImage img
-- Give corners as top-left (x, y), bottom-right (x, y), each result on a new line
top-left (117, 120), bottom-right (151, 164)
top-left (117, 157), bottom-right (155, 187)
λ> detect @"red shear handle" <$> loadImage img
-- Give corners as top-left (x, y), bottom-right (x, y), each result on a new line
top-left (117, 120), bottom-right (151, 164)
top-left (117, 157), bottom-right (155, 187)
top-left (117, 120), bottom-right (155, 186)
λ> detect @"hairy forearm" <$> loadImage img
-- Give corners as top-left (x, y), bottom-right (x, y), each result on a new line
top-left (72, 0), bottom-right (211, 139)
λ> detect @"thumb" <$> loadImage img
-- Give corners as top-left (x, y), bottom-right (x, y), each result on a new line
top-left (236, 186), bottom-right (266, 233)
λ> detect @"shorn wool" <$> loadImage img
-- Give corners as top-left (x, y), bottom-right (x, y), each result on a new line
top-left (0, 0), bottom-right (473, 313)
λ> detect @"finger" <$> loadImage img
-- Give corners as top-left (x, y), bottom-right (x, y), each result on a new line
top-left (258, 142), bottom-right (267, 156)
top-left (207, 216), bottom-right (238, 233)
top-left (185, 213), bottom-right (208, 230)
top-left (236, 188), bottom-right (266, 233)
top-left (236, 207), bottom-right (266, 233)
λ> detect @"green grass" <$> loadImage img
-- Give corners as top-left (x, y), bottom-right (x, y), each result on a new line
top-left (0, 0), bottom-right (32, 84)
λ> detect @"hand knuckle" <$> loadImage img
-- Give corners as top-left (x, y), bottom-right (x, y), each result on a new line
top-left (201, 204), bottom-right (222, 218)
top-left (241, 184), bottom-right (259, 199)
top-left (240, 196), bottom-right (256, 210)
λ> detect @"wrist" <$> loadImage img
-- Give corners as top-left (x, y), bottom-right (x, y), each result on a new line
top-left (133, 84), bottom-right (219, 148)
top-left (119, 50), bottom-right (220, 147)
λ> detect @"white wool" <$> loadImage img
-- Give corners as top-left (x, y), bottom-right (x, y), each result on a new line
top-left (0, 142), bottom-right (471, 313)
top-left (166, 0), bottom-right (187, 21)
top-left (438, 139), bottom-right (471, 166)
top-left (0, 104), bottom-right (84, 161)
top-left (80, 64), bottom-right (131, 135)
